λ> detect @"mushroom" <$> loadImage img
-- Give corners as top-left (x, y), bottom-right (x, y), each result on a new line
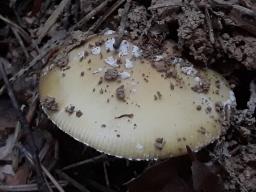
top-left (39, 33), bottom-right (236, 160)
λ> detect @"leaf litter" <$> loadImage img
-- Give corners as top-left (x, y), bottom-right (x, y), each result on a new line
top-left (0, 0), bottom-right (255, 191)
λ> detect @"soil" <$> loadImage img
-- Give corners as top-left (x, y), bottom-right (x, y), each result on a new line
top-left (0, 0), bottom-right (255, 192)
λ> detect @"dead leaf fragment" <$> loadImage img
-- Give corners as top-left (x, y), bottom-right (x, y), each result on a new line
top-left (128, 158), bottom-right (192, 192)
top-left (187, 146), bottom-right (224, 192)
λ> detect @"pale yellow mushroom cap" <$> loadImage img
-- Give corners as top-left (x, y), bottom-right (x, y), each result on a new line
top-left (39, 32), bottom-right (236, 160)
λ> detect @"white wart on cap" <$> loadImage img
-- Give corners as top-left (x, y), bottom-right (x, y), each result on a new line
top-left (39, 33), bottom-right (236, 160)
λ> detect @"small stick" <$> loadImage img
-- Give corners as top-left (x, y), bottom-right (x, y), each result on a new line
top-left (56, 170), bottom-right (91, 192)
top-left (204, 7), bottom-right (215, 44)
top-left (48, 141), bottom-right (59, 171)
top-left (26, 94), bottom-right (39, 124)
top-left (113, 0), bottom-right (131, 49)
top-left (148, 1), bottom-right (183, 10)
top-left (103, 161), bottom-right (110, 187)
top-left (0, 60), bottom-right (49, 192)
top-left (9, 50), bottom-right (49, 82)
top-left (72, 0), bottom-right (114, 31)
top-left (0, 49), bottom-right (49, 92)
top-left (11, 27), bottom-right (30, 59)
top-left (87, 0), bottom-right (126, 33)
top-left (62, 154), bottom-right (106, 171)
top-left (0, 14), bottom-right (31, 43)
top-left (37, 0), bottom-right (71, 43)
top-left (42, 166), bottom-right (65, 192)
top-left (17, 144), bottom-right (65, 192)
top-left (0, 181), bottom-right (68, 192)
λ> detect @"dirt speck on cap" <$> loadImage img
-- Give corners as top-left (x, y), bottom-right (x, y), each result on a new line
top-left (76, 110), bottom-right (83, 117)
top-left (166, 67), bottom-right (178, 79)
top-left (154, 137), bottom-right (166, 150)
top-left (191, 78), bottom-right (210, 94)
top-left (42, 96), bottom-right (59, 112)
top-left (65, 105), bottom-right (75, 115)
top-left (115, 114), bottom-right (134, 119)
top-left (116, 85), bottom-right (126, 101)
top-left (152, 61), bottom-right (169, 72)
top-left (215, 102), bottom-right (224, 113)
top-left (104, 68), bottom-right (118, 81)
top-left (98, 77), bottom-right (103, 85)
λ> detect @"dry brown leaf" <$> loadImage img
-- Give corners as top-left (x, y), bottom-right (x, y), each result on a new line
top-left (5, 164), bottom-right (31, 185)
top-left (128, 158), bottom-right (193, 192)
top-left (191, 161), bottom-right (224, 192)
top-left (187, 146), bottom-right (224, 192)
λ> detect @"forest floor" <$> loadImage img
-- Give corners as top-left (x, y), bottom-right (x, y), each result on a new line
top-left (0, 0), bottom-right (255, 191)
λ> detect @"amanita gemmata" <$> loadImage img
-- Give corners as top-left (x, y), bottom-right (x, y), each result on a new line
top-left (39, 31), bottom-right (236, 160)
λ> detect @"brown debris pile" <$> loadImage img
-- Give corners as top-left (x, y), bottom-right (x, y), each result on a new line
top-left (126, 4), bottom-right (148, 39)
top-left (219, 34), bottom-right (256, 70)
top-left (150, 0), bottom-right (256, 70)
top-left (213, 80), bottom-right (256, 191)
top-left (177, 5), bottom-right (214, 64)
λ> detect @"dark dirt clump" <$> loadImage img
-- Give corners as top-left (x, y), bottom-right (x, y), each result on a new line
top-left (219, 34), bottom-right (256, 70)
top-left (104, 68), bottom-right (119, 81)
top-left (116, 85), bottom-right (126, 101)
top-left (177, 5), bottom-right (214, 65)
top-left (41, 96), bottom-right (59, 112)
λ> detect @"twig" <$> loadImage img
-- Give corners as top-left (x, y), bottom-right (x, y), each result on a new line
top-left (42, 166), bottom-right (65, 192)
top-left (103, 161), bottom-right (110, 187)
top-left (56, 170), bottom-right (91, 192)
top-left (0, 14), bottom-right (31, 43)
top-left (38, 0), bottom-right (71, 43)
top-left (12, 92), bottom-right (38, 170)
top-left (17, 144), bottom-right (65, 192)
top-left (13, 58), bottom-right (41, 83)
top-left (87, 0), bottom-right (126, 33)
top-left (74, 0), bottom-right (80, 23)
top-left (113, 0), bottom-right (131, 49)
top-left (26, 94), bottom-right (39, 124)
top-left (48, 141), bottom-right (59, 171)
top-left (204, 7), bottom-right (215, 44)
top-left (0, 60), bottom-right (49, 192)
top-left (72, 0), bottom-right (114, 31)
top-left (39, 138), bottom-right (50, 161)
top-left (62, 154), bottom-right (106, 171)
top-left (0, 48), bottom-right (49, 92)
top-left (148, 0), bottom-right (182, 10)
top-left (0, 181), bottom-right (68, 192)
top-left (62, 0), bottom-right (72, 29)
top-left (11, 27), bottom-right (30, 59)
top-left (12, 123), bottom-right (21, 171)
